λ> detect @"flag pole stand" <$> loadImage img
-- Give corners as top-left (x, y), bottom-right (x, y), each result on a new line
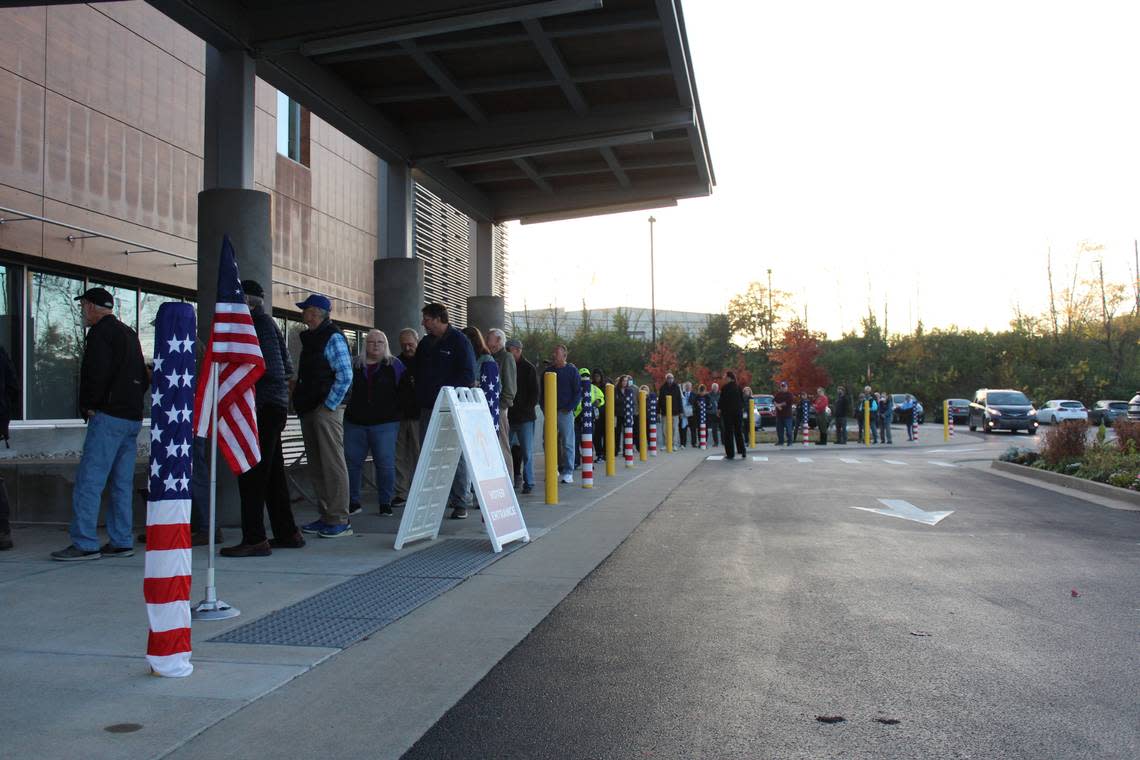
top-left (192, 363), bottom-right (240, 621)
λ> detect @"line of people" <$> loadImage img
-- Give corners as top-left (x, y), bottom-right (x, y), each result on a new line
top-left (767, 382), bottom-right (918, 446)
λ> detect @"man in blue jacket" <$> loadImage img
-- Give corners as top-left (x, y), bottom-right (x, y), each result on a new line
top-left (541, 344), bottom-right (581, 484)
top-left (414, 303), bottom-right (476, 518)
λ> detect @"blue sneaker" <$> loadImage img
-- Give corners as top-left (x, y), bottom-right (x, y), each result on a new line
top-left (300, 519), bottom-right (326, 535)
top-left (317, 522), bottom-right (354, 539)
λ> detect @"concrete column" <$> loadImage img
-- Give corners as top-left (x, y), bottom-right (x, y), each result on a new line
top-left (203, 46), bottom-right (256, 190)
top-left (374, 258), bottom-right (424, 344)
top-left (378, 161), bottom-right (414, 259)
top-left (198, 43), bottom-right (267, 525)
top-left (468, 219), bottom-right (494, 296)
top-left (466, 295), bottom-right (504, 334)
top-left (197, 190), bottom-right (271, 525)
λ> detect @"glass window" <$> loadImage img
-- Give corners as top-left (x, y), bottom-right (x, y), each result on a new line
top-left (0, 266), bottom-right (19, 419)
top-left (343, 328), bottom-right (358, 357)
top-left (27, 271), bottom-right (85, 419)
top-left (286, 319), bottom-right (305, 378)
top-left (276, 91), bottom-right (307, 164)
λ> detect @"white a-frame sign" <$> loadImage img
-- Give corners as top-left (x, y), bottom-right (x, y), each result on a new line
top-left (394, 386), bottom-right (530, 553)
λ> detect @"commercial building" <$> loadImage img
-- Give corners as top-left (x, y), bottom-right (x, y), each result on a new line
top-left (0, 0), bottom-right (712, 521)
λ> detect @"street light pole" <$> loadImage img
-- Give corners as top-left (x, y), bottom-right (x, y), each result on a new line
top-left (649, 215), bottom-right (657, 345)
top-left (766, 268), bottom-right (773, 349)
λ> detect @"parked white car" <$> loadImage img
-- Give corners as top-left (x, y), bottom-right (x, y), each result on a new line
top-left (1037, 399), bottom-right (1088, 425)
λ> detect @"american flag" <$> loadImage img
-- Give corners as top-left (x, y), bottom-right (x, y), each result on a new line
top-left (479, 358), bottom-right (501, 432)
top-left (145, 302), bottom-right (195, 677)
top-left (192, 236), bottom-right (265, 474)
top-left (579, 376), bottom-right (594, 430)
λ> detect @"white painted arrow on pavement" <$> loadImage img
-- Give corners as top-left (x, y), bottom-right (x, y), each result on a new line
top-left (852, 498), bottom-right (954, 526)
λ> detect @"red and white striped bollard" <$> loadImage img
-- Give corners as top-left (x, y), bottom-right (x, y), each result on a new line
top-left (581, 432), bottom-right (593, 488)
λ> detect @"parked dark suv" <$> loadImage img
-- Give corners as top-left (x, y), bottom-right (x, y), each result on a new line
top-left (968, 389), bottom-right (1038, 434)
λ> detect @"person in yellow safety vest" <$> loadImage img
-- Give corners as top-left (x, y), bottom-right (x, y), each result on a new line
top-left (573, 367), bottom-right (605, 468)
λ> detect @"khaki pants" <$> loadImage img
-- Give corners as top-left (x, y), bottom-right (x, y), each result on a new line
top-left (299, 405), bottom-right (350, 525)
top-left (393, 417), bottom-right (421, 501)
top-left (498, 408), bottom-right (512, 484)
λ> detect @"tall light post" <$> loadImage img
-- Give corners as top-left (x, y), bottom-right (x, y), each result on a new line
top-left (766, 268), bottom-right (773, 349)
top-left (648, 215), bottom-right (657, 345)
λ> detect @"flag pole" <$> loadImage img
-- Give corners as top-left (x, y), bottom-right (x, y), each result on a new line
top-left (192, 362), bottom-right (240, 620)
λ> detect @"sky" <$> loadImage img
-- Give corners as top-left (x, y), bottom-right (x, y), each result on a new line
top-left (505, 0), bottom-right (1140, 338)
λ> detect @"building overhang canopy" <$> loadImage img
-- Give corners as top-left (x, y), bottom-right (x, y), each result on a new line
top-left (142, 0), bottom-right (714, 223)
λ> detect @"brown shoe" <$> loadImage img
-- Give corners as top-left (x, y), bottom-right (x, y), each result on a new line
top-left (268, 531), bottom-right (306, 549)
top-left (219, 540), bottom-right (271, 558)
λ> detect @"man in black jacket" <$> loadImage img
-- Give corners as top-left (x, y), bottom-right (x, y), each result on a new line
top-left (220, 280), bottom-right (301, 557)
top-left (718, 371), bottom-right (746, 459)
top-left (52, 288), bottom-right (148, 561)
top-left (657, 373), bottom-right (684, 451)
top-left (833, 385), bottom-right (850, 444)
top-left (506, 338), bottom-right (538, 494)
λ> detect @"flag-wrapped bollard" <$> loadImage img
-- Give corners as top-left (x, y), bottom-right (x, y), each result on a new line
top-left (948, 408), bottom-right (954, 437)
top-left (802, 405), bottom-right (810, 447)
top-left (580, 377), bottom-right (594, 489)
top-left (623, 387), bottom-right (635, 467)
top-left (145, 302), bottom-right (195, 678)
top-left (913, 413), bottom-right (920, 443)
top-left (698, 396), bottom-right (707, 450)
top-left (647, 393), bottom-right (658, 456)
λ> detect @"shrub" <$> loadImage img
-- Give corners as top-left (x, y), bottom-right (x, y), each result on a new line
top-left (1040, 420), bottom-right (1087, 466)
top-left (1112, 418), bottom-right (1140, 454)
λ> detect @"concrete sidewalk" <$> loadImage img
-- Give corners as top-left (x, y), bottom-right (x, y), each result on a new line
top-left (0, 446), bottom-right (706, 760)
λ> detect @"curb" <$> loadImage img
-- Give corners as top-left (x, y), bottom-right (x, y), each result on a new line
top-left (990, 460), bottom-right (1140, 508)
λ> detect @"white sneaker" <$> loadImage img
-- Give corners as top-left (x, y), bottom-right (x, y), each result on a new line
top-left (561, 474), bottom-right (573, 484)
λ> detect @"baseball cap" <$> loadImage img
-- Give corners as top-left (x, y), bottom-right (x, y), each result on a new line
top-left (74, 287), bottom-right (114, 309)
top-left (296, 293), bottom-right (332, 311)
top-left (241, 279), bottom-right (265, 298)
top-left (505, 338), bottom-right (522, 349)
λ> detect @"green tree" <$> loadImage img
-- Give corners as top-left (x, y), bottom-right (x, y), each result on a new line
top-left (727, 281), bottom-right (791, 350)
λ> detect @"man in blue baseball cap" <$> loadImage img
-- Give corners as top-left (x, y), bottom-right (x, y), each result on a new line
top-left (293, 293), bottom-right (354, 538)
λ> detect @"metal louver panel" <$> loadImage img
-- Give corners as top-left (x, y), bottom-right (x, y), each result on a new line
top-left (414, 182), bottom-right (471, 326)
top-left (492, 223), bottom-right (509, 300)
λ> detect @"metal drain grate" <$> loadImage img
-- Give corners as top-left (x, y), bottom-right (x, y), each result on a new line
top-left (209, 538), bottom-right (518, 648)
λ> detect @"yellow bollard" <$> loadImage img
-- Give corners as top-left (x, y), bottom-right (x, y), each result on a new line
top-left (665, 394), bottom-right (674, 452)
top-left (638, 389), bottom-right (648, 462)
top-left (864, 400), bottom-right (871, 445)
top-left (943, 399), bottom-right (950, 442)
top-left (544, 371), bottom-right (558, 504)
top-left (748, 398), bottom-right (756, 449)
top-left (605, 382), bottom-right (616, 477)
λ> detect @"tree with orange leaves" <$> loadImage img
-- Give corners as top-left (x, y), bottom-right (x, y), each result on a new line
top-left (644, 342), bottom-right (680, 387)
top-left (770, 320), bottom-right (830, 393)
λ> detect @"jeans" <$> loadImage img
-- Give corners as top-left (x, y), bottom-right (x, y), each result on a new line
top-left (878, 415), bottom-right (893, 444)
top-left (420, 408), bottom-right (470, 508)
top-left (557, 411), bottom-right (575, 476)
top-left (344, 420), bottom-right (398, 507)
top-left (70, 412), bottom-right (142, 551)
top-left (514, 419), bottom-right (535, 486)
top-left (776, 417), bottom-right (794, 446)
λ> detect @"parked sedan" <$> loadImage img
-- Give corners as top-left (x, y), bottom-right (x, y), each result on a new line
top-left (1037, 400), bottom-right (1088, 425)
top-left (1129, 391), bottom-right (1140, 422)
top-left (944, 398), bottom-right (970, 424)
top-left (1088, 400), bottom-right (1129, 426)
